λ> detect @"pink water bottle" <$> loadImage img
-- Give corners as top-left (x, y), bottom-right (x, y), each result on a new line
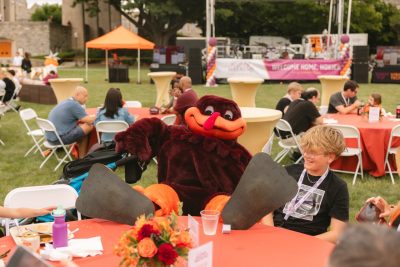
top-left (52, 206), bottom-right (68, 248)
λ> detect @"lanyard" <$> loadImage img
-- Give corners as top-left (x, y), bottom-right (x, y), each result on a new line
top-left (284, 168), bottom-right (329, 220)
top-left (341, 93), bottom-right (350, 107)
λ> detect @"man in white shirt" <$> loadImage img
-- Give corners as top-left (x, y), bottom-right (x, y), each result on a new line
top-left (12, 52), bottom-right (23, 67)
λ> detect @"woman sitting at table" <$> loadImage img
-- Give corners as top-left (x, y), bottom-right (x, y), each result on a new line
top-left (262, 125), bottom-right (349, 243)
top-left (95, 88), bottom-right (135, 142)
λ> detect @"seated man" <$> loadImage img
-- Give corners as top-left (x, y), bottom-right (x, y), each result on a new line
top-left (262, 125), bottom-right (349, 243)
top-left (282, 88), bottom-right (323, 137)
top-left (0, 70), bottom-right (16, 103)
top-left (173, 76), bottom-right (198, 125)
top-left (327, 80), bottom-right (361, 114)
top-left (275, 82), bottom-right (303, 115)
top-left (46, 86), bottom-right (95, 158)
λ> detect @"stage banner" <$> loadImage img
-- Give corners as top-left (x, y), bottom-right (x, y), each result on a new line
top-left (215, 58), bottom-right (344, 80)
top-left (215, 58), bottom-right (270, 79)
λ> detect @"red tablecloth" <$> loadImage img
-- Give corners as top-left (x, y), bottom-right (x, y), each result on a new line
top-left (329, 114), bottom-right (400, 177)
top-left (0, 218), bottom-right (334, 267)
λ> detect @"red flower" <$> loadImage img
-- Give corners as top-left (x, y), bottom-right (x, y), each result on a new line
top-left (157, 243), bottom-right (178, 265)
top-left (137, 224), bottom-right (160, 241)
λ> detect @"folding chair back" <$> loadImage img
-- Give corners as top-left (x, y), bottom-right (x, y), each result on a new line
top-left (4, 184), bottom-right (81, 235)
top-left (384, 124), bottom-right (400, 184)
top-left (19, 108), bottom-right (45, 157)
top-left (36, 117), bottom-right (74, 171)
top-left (123, 101), bottom-right (142, 108)
top-left (96, 120), bottom-right (129, 143)
top-left (273, 119), bottom-right (303, 163)
top-left (161, 114), bottom-right (177, 125)
top-left (330, 124), bottom-right (363, 185)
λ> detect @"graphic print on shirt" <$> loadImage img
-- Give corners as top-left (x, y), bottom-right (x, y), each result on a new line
top-left (283, 184), bottom-right (325, 221)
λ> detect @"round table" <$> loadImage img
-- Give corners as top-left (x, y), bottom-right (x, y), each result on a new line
top-left (48, 78), bottom-right (84, 104)
top-left (228, 77), bottom-right (264, 107)
top-left (0, 218), bottom-right (333, 267)
top-left (328, 114), bottom-right (400, 177)
top-left (238, 107), bottom-right (282, 155)
top-left (318, 75), bottom-right (348, 106)
top-left (147, 71), bottom-right (176, 108)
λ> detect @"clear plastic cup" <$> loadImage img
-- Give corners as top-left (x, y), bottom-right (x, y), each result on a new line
top-left (200, 210), bottom-right (220, 236)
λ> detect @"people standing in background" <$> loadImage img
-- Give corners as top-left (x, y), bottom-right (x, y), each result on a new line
top-left (12, 52), bottom-right (23, 67)
top-left (275, 82), bottom-right (303, 115)
top-left (95, 88), bottom-right (135, 142)
top-left (327, 80), bottom-right (361, 114)
top-left (21, 52), bottom-right (32, 74)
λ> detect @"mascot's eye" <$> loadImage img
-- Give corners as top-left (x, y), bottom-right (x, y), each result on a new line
top-left (204, 106), bottom-right (215, 115)
top-left (224, 110), bottom-right (234, 120)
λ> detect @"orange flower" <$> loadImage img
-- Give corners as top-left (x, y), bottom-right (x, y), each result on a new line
top-left (170, 231), bottom-right (193, 248)
top-left (137, 238), bottom-right (158, 258)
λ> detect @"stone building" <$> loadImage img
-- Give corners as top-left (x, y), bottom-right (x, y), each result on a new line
top-left (62, 0), bottom-right (121, 50)
top-left (0, 0), bottom-right (121, 64)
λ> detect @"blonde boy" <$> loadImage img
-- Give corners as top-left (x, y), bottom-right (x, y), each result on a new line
top-left (263, 125), bottom-right (349, 243)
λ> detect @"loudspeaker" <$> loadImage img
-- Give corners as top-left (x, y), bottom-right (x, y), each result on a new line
top-left (351, 63), bottom-right (369, 83)
top-left (353, 46), bottom-right (369, 63)
top-left (188, 48), bottom-right (203, 84)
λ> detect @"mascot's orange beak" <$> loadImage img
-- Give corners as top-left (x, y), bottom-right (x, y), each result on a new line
top-left (185, 107), bottom-right (246, 140)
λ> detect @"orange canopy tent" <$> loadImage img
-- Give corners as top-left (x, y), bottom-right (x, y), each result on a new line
top-left (85, 25), bottom-right (155, 83)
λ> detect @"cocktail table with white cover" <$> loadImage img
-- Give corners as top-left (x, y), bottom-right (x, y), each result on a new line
top-left (49, 78), bottom-right (84, 104)
top-left (238, 107), bottom-right (282, 155)
top-left (147, 71), bottom-right (176, 108)
top-left (318, 75), bottom-right (349, 106)
top-left (228, 77), bottom-right (264, 107)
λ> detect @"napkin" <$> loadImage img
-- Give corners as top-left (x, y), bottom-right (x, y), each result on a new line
top-left (40, 236), bottom-right (103, 261)
top-left (323, 118), bottom-right (338, 124)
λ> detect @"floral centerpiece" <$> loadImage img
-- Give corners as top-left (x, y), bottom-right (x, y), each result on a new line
top-left (115, 213), bottom-right (193, 266)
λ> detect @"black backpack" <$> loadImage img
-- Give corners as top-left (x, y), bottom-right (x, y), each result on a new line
top-left (60, 142), bottom-right (146, 183)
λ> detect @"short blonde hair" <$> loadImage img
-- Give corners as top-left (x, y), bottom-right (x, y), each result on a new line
top-left (287, 82), bottom-right (303, 94)
top-left (300, 125), bottom-right (345, 157)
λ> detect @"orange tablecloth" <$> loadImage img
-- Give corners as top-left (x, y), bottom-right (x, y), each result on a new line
top-left (0, 218), bottom-right (334, 267)
top-left (329, 114), bottom-right (400, 177)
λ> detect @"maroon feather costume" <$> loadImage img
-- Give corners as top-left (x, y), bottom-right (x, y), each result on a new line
top-left (115, 95), bottom-right (252, 215)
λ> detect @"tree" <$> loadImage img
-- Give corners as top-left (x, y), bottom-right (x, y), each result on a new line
top-left (73, 0), bottom-right (204, 46)
top-left (31, 4), bottom-right (62, 24)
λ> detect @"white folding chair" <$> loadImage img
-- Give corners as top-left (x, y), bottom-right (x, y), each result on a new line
top-left (262, 135), bottom-right (274, 155)
top-left (123, 100), bottom-right (142, 108)
top-left (4, 89), bottom-right (19, 113)
top-left (384, 124), bottom-right (400, 184)
top-left (274, 119), bottom-right (303, 163)
top-left (36, 118), bottom-right (75, 171)
top-left (19, 108), bottom-right (45, 157)
top-left (3, 184), bottom-right (81, 236)
top-left (161, 114), bottom-right (177, 125)
top-left (330, 124), bottom-right (363, 185)
top-left (95, 120), bottom-right (129, 143)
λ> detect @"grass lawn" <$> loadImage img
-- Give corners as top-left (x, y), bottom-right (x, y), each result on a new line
top-left (0, 65), bottom-right (399, 221)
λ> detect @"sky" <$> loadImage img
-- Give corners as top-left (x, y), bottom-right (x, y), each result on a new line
top-left (26, 0), bottom-right (61, 8)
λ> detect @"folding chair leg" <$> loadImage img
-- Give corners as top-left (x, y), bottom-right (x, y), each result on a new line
top-left (352, 159), bottom-right (361, 185)
top-left (0, 139), bottom-right (4, 146)
top-left (386, 160), bottom-right (395, 185)
top-left (40, 149), bottom-right (56, 168)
